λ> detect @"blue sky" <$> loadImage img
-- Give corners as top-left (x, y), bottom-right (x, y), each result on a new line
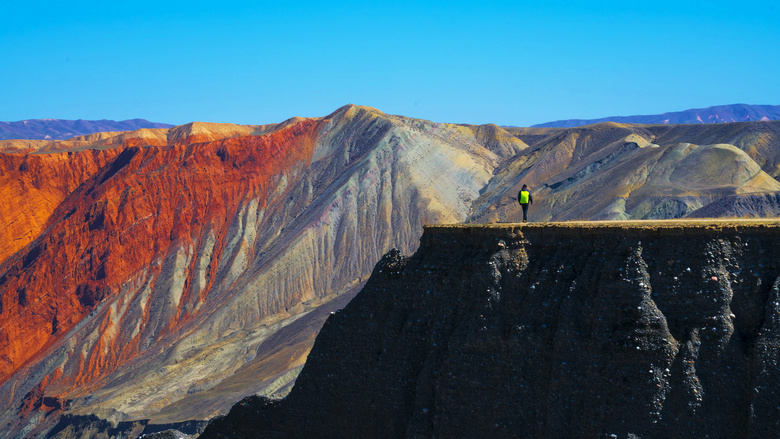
top-left (2, 0), bottom-right (779, 126)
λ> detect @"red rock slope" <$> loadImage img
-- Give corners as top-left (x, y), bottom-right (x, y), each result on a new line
top-left (0, 118), bottom-right (321, 389)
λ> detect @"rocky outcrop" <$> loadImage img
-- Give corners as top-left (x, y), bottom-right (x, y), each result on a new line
top-left (45, 414), bottom-right (206, 438)
top-left (203, 220), bottom-right (780, 438)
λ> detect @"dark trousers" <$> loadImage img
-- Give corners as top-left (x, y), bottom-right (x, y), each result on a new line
top-left (520, 203), bottom-right (529, 221)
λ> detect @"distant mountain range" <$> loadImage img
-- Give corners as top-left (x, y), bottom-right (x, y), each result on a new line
top-left (532, 104), bottom-right (780, 128)
top-left (3, 104), bottom-right (778, 143)
top-left (0, 118), bottom-right (174, 140)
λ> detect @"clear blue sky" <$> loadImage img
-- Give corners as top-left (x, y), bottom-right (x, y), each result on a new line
top-left (2, 1), bottom-right (779, 127)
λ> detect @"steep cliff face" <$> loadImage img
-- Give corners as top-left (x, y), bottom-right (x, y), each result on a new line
top-left (0, 149), bottom-right (123, 262)
top-left (203, 220), bottom-right (780, 438)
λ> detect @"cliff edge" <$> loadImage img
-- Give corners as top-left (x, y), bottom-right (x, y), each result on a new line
top-left (203, 219), bottom-right (780, 438)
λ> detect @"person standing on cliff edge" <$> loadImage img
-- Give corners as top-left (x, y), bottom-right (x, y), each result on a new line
top-left (518, 184), bottom-right (533, 223)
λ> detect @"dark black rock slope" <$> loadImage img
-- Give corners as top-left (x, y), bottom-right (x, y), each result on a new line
top-left (202, 221), bottom-right (780, 438)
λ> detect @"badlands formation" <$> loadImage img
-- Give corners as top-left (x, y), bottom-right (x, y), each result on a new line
top-left (1, 105), bottom-right (779, 437)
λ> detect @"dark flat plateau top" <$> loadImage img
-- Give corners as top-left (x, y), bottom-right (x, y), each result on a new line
top-left (428, 218), bottom-right (780, 231)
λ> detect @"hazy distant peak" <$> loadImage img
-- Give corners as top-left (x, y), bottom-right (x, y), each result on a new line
top-left (533, 104), bottom-right (780, 128)
top-left (0, 118), bottom-right (175, 140)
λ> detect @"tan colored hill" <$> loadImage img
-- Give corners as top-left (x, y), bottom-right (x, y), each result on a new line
top-left (472, 121), bottom-right (780, 223)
